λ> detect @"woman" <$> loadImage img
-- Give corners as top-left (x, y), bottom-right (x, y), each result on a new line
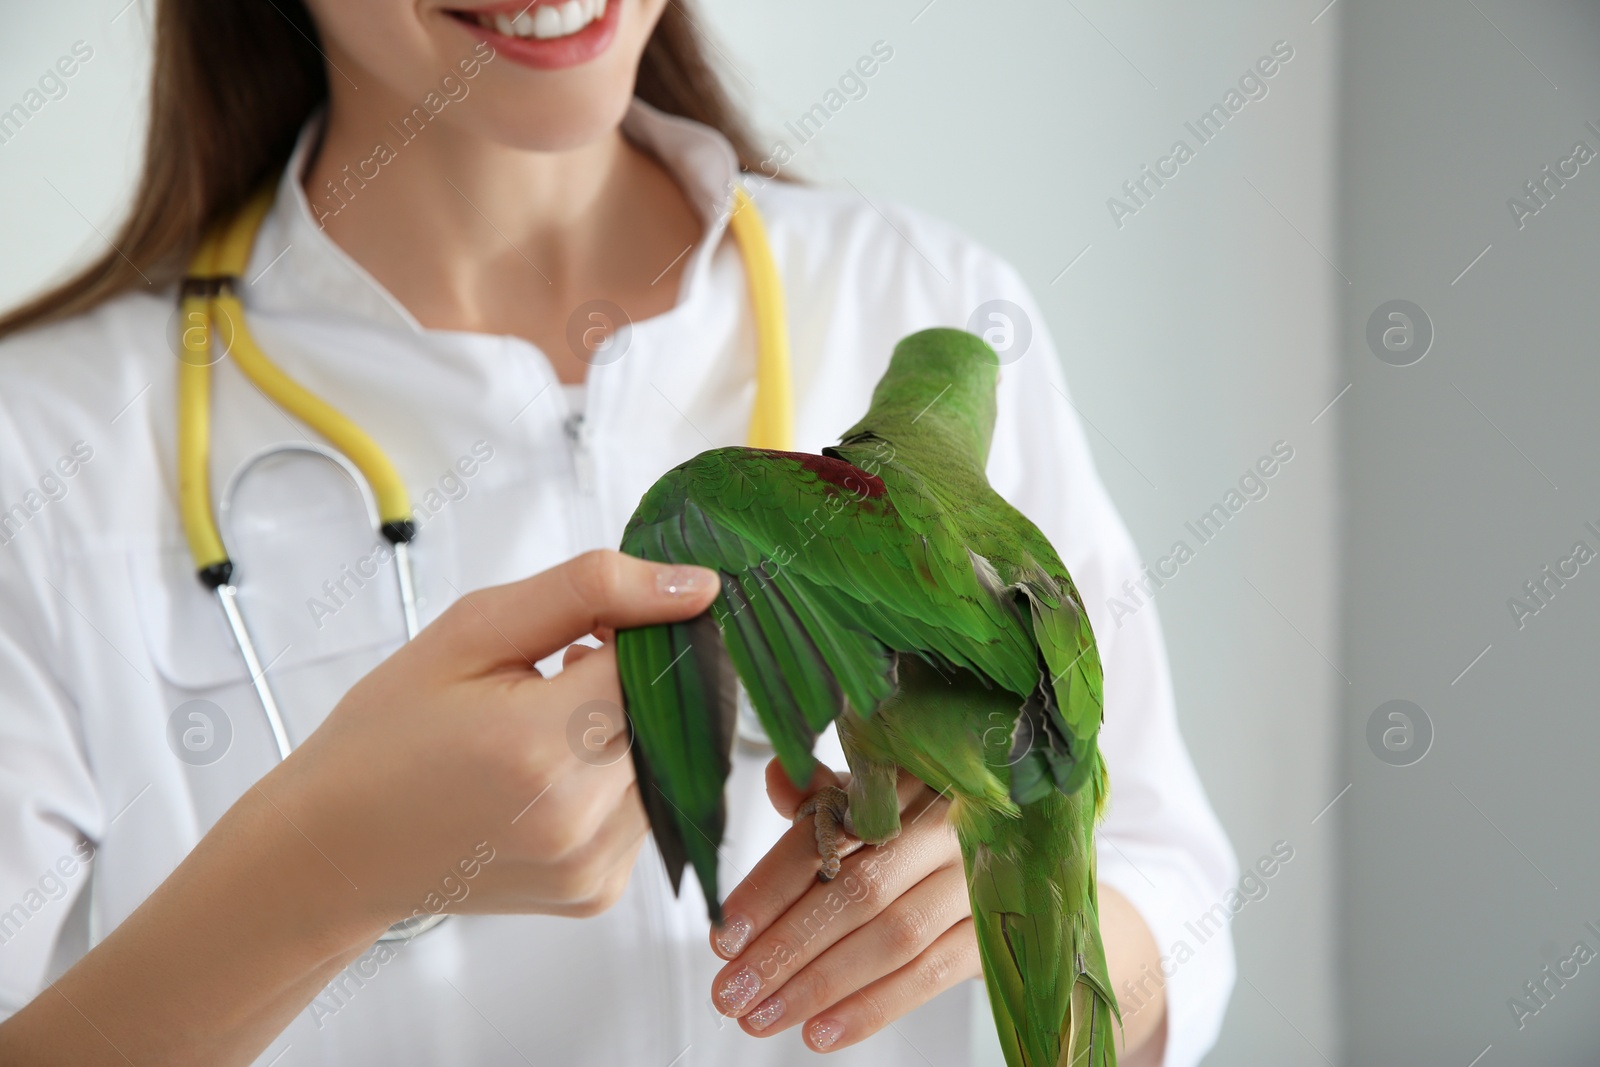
top-left (0, 1), bottom-right (1237, 1064)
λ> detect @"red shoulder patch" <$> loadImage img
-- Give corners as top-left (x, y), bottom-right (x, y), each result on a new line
top-left (757, 449), bottom-right (887, 499)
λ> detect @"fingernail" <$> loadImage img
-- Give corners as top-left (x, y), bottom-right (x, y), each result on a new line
top-left (658, 565), bottom-right (712, 597)
top-left (747, 996), bottom-right (785, 1031)
top-left (717, 966), bottom-right (761, 1013)
top-left (808, 1019), bottom-right (843, 1050)
top-left (715, 914), bottom-right (753, 957)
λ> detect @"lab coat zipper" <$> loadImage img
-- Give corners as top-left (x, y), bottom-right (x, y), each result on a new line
top-left (563, 410), bottom-right (595, 497)
top-left (563, 402), bottom-right (605, 555)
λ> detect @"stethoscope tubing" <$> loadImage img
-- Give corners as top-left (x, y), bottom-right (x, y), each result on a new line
top-left (175, 178), bottom-right (791, 942)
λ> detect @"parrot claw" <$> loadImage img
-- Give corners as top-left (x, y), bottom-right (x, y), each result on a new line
top-left (795, 785), bottom-right (852, 882)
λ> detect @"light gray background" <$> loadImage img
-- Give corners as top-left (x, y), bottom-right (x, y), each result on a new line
top-left (699, 3), bottom-right (1343, 1063)
top-left (1337, 2), bottom-right (1600, 1065)
top-left (6, 1), bottom-right (1597, 1064)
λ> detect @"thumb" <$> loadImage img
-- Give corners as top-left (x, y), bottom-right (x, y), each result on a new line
top-left (428, 550), bottom-right (719, 673)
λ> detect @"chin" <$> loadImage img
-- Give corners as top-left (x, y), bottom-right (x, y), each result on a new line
top-left (471, 82), bottom-right (640, 153)
top-left (460, 63), bottom-right (640, 151)
top-left (437, 0), bottom-right (661, 150)
top-left (308, 0), bottom-right (665, 151)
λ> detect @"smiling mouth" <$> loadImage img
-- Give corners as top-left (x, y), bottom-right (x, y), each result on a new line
top-left (448, 0), bottom-right (609, 41)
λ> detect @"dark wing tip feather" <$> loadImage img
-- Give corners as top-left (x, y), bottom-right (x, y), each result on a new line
top-left (628, 735), bottom-right (688, 894)
top-left (686, 609), bottom-right (739, 923)
top-left (620, 608), bottom-right (742, 924)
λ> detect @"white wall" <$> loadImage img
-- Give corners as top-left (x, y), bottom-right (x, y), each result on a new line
top-left (0, 2), bottom-right (1345, 1062)
top-left (0, 4), bottom-right (151, 309)
top-left (1338, 2), bottom-right (1600, 1063)
top-left (693, 2), bottom-right (1344, 1062)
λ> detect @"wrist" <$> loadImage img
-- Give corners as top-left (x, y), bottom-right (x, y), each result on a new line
top-left (231, 778), bottom-right (396, 959)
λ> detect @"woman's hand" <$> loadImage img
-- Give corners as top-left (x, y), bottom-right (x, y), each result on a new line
top-left (709, 763), bottom-right (1171, 1062)
top-left (707, 761), bottom-right (981, 1053)
top-left (276, 549), bottom-right (720, 931)
top-left (0, 550), bottom-right (718, 1067)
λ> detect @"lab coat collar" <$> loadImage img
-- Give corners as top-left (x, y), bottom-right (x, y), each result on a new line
top-left (246, 97), bottom-right (744, 335)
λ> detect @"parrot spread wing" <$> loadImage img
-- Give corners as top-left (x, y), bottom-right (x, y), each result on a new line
top-left (616, 443), bottom-right (1048, 917)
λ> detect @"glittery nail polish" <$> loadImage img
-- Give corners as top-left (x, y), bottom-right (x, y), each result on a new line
top-left (746, 997), bottom-right (785, 1031)
top-left (717, 966), bottom-right (761, 1013)
top-left (809, 1019), bottom-right (843, 1050)
top-left (657, 565), bottom-right (709, 596)
top-left (715, 914), bottom-right (753, 957)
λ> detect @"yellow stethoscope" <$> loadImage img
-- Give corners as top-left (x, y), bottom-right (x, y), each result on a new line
top-left (175, 177), bottom-right (793, 938)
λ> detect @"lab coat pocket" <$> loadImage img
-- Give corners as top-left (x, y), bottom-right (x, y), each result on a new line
top-left (123, 531), bottom-right (416, 799)
top-left (128, 491), bottom-right (463, 698)
top-left (128, 536), bottom-right (402, 693)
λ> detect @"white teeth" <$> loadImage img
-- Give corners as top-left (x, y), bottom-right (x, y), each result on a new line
top-left (477, 1), bottom-right (604, 40)
top-left (558, 0), bottom-right (584, 33)
top-left (532, 5), bottom-right (563, 36)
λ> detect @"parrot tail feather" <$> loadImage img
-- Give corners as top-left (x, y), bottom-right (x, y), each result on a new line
top-left (963, 790), bottom-right (1118, 1067)
top-left (1061, 954), bottom-right (1118, 1067)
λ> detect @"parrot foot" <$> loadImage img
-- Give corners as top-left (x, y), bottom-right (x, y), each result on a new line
top-left (795, 785), bottom-right (853, 882)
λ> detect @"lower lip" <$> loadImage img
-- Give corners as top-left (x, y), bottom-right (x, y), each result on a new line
top-left (451, 1), bottom-right (622, 71)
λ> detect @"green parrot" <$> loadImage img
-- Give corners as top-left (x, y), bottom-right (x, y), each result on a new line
top-left (616, 327), bottom-right (1119, 1067)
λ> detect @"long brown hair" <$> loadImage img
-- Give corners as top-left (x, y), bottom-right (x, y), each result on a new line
top-left (0, 0), bottom-right (769, 341)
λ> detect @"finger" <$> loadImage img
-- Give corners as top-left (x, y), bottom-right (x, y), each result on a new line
top-left (710, 822), bottom-right (954, 1018)
top-left (896, 771), bottom-right (944, 815)
top-left (798, 918), bottom-right (981, 1053)
top-left (534, 649), bottom-right (641, 831)
top-left (534, 757), bottom-right (640, 863)
top-left (490, 780), bottom-right (649, 914)
top-left (736, 864), bottom-right (971, 1037)
top-left (726, 771), bottom-right (949, 958)
top-left (766, 761), bottom-right (934, 823)
top-left (474, 646), bottom-right (640, 863)
top-left (764, 758), bottom-right (843, 820)
top-left (544, 787), bottom-right (651, 914)
top-left (711, 793), bottom-right (868, 962)
top-left (430, 550), bottom-right (718, 672)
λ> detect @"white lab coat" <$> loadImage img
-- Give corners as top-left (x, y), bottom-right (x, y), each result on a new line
top-left (0, 99), bottom-right (1236, 1066)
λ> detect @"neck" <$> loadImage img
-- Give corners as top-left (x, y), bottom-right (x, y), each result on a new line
top-left (837, 329), bottom-right (1000, 472)
top-left (306, 102), bottom-right (628, 277)
top-left (844, 404), bottom-right (993, 476)
top-left (299, 75), bottom-right (703, 381)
